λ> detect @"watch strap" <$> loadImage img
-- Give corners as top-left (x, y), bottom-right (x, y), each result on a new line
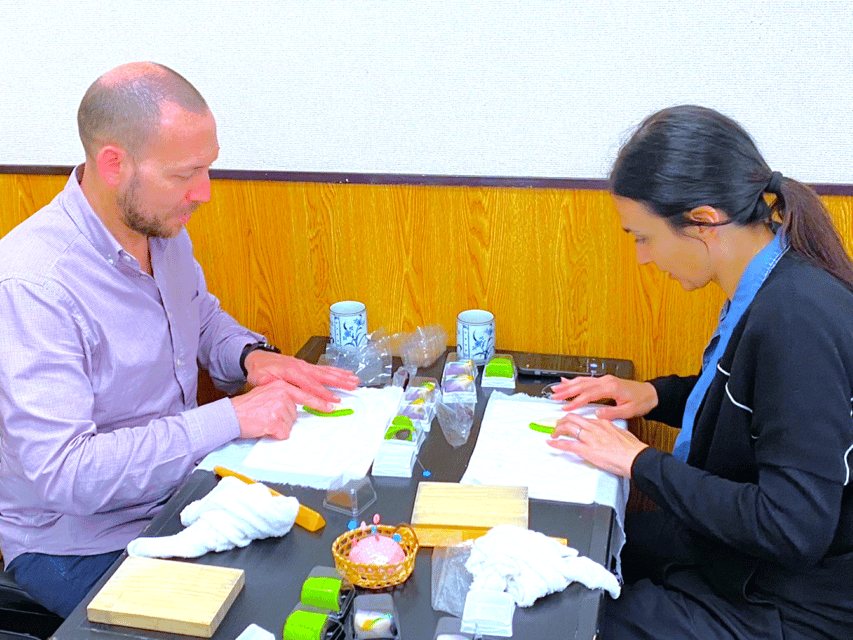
top-left (239, 341), bottom-right (281, 377)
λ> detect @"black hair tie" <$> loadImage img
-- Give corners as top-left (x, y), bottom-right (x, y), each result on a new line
top-left (766, 171), bottom-right (783, 194)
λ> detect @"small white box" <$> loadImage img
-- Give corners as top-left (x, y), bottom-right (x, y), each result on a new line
top-left (460, 590), bottom-right (515, 637)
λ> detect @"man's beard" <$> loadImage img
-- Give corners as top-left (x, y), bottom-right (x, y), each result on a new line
top-left (118, 174), bottom-right (194, 238)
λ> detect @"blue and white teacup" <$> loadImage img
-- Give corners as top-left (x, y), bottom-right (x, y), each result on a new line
top-left (330, 301), bottom-right (368, 349)
top-left (456, 309), bottom-right (495, 364)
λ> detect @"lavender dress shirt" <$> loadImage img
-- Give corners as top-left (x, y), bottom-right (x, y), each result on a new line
top-left (0, 166), bottom-right (262, 564)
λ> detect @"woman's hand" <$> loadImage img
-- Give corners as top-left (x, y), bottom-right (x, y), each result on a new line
top-left (550, 374), bottom-right (658, 421)
top-left (547, 412), bottom-right (649, 477)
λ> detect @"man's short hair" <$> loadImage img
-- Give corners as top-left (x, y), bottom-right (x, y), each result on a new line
top-left (77, 62), bottom-right (208, 160)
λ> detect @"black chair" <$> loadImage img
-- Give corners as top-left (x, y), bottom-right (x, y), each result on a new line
top-left (0, 563), bottom-right (63, 640)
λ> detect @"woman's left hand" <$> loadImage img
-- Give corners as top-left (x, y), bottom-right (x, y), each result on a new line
top-left (547, 412), bottom-right (649, 478)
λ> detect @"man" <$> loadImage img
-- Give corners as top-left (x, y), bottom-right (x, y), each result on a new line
top-left (0, 62), bottom-right (359, 617)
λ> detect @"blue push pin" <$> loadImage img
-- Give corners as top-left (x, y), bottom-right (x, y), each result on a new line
top-left (415, 456), bottom-right (431, 477)
top-left (347, 519), bottom-right (358, 531)
top-left (392, 533), bottom-right (402, 543)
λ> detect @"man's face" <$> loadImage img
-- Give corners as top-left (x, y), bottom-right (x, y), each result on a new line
top-left (117, 102), bottom-right (219, 239)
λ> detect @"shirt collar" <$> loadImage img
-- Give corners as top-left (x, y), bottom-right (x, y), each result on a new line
top-left (60, 164), bottom-right (136, 268)
top-left (727, 231), bottom-right (789, 316)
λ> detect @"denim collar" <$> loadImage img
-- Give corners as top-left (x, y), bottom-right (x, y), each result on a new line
top-left (673, 232), bottom-right (789, 461)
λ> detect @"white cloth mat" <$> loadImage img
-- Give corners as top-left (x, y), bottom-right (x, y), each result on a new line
top-left (198, 386), bottom-right (403, 489)
top-left (127, 476), bottom-right (299, 558)
top-left (460, 391), bottom-right (629, 570)
top-left (465, 524), bottom-right (620, 606)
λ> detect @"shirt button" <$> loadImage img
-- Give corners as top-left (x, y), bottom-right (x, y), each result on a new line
top-left (176, 358), bottom-right (184, 367)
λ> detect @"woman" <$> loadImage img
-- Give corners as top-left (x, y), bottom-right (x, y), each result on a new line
top-left (548, 106), bottom-right (853, 639)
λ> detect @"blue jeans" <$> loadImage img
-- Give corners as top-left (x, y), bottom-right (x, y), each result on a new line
top-left (6, 549), bottom-right (123, 618)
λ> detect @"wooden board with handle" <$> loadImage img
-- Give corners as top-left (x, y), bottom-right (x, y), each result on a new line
top-left (87, 556), bottom-right (245, 637)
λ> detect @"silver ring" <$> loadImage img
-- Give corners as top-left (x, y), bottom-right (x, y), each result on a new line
top-left (576, 426), bottom-right (582, 438)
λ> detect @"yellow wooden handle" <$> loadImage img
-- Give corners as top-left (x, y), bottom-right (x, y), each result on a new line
top-left (213, 466), bottom-right (326, 532)
top-left (411, 524), bottom-right (568, 547)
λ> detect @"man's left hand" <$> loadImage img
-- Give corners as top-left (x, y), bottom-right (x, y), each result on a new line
top-left (244, 350), bottom-right (360, 404)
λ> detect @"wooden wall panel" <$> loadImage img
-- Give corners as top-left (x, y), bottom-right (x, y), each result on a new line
top-left (2, 173), bottom-right (851, 391)
top-left (188, 179), bottom-right (731, 382)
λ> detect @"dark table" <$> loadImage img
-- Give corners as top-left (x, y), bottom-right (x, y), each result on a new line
top-left (53, 337), bottom-right (621, 640)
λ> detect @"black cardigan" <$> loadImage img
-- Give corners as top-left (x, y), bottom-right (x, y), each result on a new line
top-left (632, 253), bottom-right (853, 637)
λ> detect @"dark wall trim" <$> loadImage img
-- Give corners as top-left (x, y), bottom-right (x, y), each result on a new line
top-left (2, 165), bottom-right (852, 195)
top-left (1, 165), bottom-right (75, 177)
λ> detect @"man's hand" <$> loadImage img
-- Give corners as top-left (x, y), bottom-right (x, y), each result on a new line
top-left (231, 378), bottom-right (339, 440)
top-left (232, 351), bottom-right (360, 440)
top-left (550, 374), bottom-right (658, 421)
top-left (244, 350), bottom-right (359, 404)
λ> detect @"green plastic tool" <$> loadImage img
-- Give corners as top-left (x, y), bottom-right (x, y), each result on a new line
top-left (529, 421), bottom-right (556, 435)
top-left (303, 407), bottom-right (354, 418)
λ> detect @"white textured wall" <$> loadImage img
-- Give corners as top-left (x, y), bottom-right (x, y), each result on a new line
top-left (0, 0), bottom-right (851, 182)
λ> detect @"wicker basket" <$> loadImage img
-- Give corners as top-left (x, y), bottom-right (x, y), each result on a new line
top-left (331, 524), bottom-right (419, 589)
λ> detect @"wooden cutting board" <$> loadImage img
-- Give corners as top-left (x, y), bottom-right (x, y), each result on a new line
top-left (409, 482), bottom-right (529, 546)
top-left (87, 556), bottom-right (245, 637)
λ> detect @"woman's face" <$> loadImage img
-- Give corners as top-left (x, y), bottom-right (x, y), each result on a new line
top-left (613, 196), bottom-right (713, 291)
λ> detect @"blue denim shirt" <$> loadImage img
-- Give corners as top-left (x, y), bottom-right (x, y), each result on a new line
top-left (673, 232), bottom-right (789, 461)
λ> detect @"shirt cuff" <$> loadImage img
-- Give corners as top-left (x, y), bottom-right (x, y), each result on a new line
top-left (181, 397), bottom-right (241, 458)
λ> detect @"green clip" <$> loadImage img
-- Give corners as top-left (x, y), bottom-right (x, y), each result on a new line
top-left (303, 407), bottom-right (354, 418)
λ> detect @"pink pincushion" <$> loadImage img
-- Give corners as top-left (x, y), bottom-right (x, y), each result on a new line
top-left (348, 534), bottom-right (406, 566)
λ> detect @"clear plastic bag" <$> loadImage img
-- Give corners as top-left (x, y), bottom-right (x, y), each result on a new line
top-left (400, 325), bottom-right (447, 370)
top-left (372, 325), bottom-right (448, 372)
top-left (431, 542), bottom-right (474, 618)
top-left (436, 400), bottom-right (475, 448)
top-left (324, 339), bottom-right (391, 387)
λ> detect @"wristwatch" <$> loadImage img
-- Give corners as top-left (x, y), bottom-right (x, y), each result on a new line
top-left (239, 341), bottom-right (281, 377)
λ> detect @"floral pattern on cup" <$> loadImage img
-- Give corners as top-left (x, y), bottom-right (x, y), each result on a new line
top-left (330, 301), bottom-right (368, 348)
top-left (456, 309), bottom-right (496, 364)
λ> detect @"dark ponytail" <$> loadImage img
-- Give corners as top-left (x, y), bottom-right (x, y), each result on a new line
top-left (611, 105), bottom-right (853, 290)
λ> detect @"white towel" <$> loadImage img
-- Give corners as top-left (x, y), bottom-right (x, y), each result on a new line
top-left (127, 476), bottom-right (299, 558)
top-left (461, 392), bottom-right (630, 576)
top-left (464, 524), bottom-right (620, 607)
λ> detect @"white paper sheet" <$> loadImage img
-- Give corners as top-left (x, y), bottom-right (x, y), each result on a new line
top-left (461, 391), bottom-right (630, 569)
top-left (197, 386), bottom-right (403, 489)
